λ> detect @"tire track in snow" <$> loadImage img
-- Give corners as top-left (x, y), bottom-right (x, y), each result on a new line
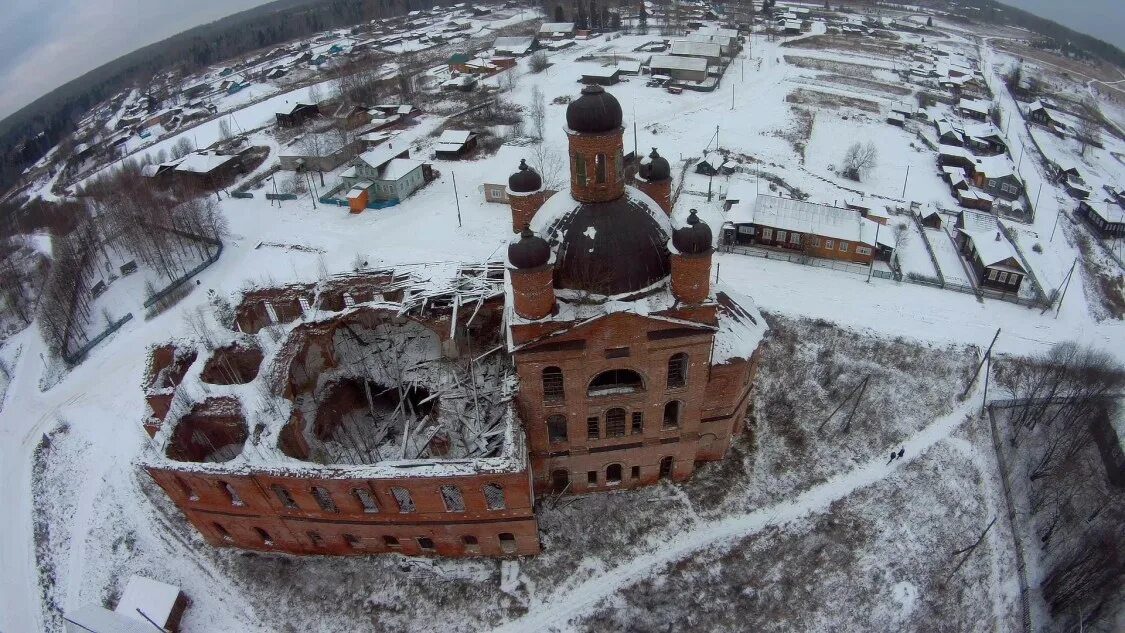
top-left (492, 404), bottom-right (976, 633)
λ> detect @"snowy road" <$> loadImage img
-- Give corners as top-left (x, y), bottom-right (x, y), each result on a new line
top-left (492, 399), bottom-right (980, 632)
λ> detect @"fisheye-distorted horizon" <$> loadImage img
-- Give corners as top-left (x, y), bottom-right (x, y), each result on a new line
top-left (0, 0), bottom-right (1122, 122)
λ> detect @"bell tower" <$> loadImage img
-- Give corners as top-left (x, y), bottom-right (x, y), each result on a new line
top-left (565, 84), bottom-right (626, 204)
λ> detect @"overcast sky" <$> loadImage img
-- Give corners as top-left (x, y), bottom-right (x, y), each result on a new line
top-left (999, 0), bottom-right (1125, 52)
top-left (0, 0), bottom-right (271, 120)
top-left (1, 1), bottom-right (1123, 123)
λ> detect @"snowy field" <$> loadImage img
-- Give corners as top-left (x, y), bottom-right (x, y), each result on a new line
top-left (2, 7), bottom-right (1125, 633)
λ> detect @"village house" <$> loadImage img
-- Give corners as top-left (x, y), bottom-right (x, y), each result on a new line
top-left (1077, 200), bottom-right (1125, 237)
top-left (953, 210), bottom-right (1026, 292)
top-left (494, 36), bottom-right (536, 56)
top-left (172, 151), bottom-right (245, 190)
top-left (581, 67), bottom-right (621, 85)
top-left (648, 55), bottom-right (710, 82)
top-left (434, 129), bottom-right (478, 159)
top-left (275, 102), bottom-right (320, 128)
top-left (538, 22), bottom-right (575, 40)
top-left (669, 40), bottom-right (724, 67)
top-left (65, 575), bottom-right (188, 633)
top-left (725, 195), bottom-right (892, 264)
top-left (278, 130), bottom-right (361, 173)
top-left (957, 98), bottom-right (991, 122)
top-left (340, 145), bottom-right (429, 208)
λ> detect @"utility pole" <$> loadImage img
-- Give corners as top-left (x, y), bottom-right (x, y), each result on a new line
top-left (1050, 203), bottom-right (1062, 242)
top-left (731, 82), bottom-right (735, 110)
top-left (960, 328), bottom-right (1000, 400)
top-left (452, 171), bottom-right (462, 228)
top-left (305, 170), bottom-right (317, 209)
top-left (1016, 145), bottom-right (1024, 172)
top-left (867, 222), bottom-right (881, 283)
top-left (901, 165), bottom-right (910, 198)
top-left (273, 176), bottom-right (281, 208)
top-left (1054, 258), bottom-right (1078, 319)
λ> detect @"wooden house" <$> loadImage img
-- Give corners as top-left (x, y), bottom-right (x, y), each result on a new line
top-left (953, 210), bottom-right (1026, 291)
top-left (1078, 200), bottom-right (1125, 238)
top-left (434, 129), bottom-right (477, 159)
top-left (276, 102), bottom-right (320, 128)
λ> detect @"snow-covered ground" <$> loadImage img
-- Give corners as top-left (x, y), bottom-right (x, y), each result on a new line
top-left (2, 8), bottom-right (1124, 633)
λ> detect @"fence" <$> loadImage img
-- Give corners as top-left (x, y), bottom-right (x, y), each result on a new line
top-left (63, 313), bottom-right (134, 365)
top-left (722, 243), bottom-right (888, 278)
top-left (985, 405), bottom-right (1034, 633)
top-left (143, 238), bottom-right (224, 309)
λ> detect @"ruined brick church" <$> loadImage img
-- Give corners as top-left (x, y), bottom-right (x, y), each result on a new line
top-left (141, 85), bottom-right (765, 558)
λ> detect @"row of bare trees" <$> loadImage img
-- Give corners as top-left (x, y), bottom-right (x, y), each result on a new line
top-left (999, 342), bottom-right (1125, 628)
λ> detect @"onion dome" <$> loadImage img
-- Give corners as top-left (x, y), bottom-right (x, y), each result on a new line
top-left (673, 210), bottom-right (713, 255)
top-left (508, 228), bottom-right (551, 269)
top-left (640, 148), bottom-right (671, 181)
top-left (566, 84), bottom-right (623, 134)
top-left (508, 159), bottom-right (542, 193)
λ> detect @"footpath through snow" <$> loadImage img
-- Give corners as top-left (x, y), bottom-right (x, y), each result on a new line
top-left (492, 398), bottom-right (980, 632)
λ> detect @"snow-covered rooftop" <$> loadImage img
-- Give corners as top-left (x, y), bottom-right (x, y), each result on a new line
top-left (649, 55), bottom-right (709, 72)
top-left (115, 576), bottom-right (181, 628)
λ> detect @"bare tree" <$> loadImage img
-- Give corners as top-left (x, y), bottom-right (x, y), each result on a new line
top-left (1076, 114), bottom-right (1101, 157)
top-left (218, 117), bottom-right (233, 141)
top-left (307, 82), bottom-right (323, 105)
top-left (170, 137), bottom-right (195, 160)
top-left (529, 51), bottom-right (550, 73)
top-left (529, 85), bottom-right (547, 141)
top-left (300, 133), bottom-right (328, 186)
top-left (530, 142), bottom-right (566, 191)
top-left (892, 222), bottom-right (911, 252)
top-left (841, 141), bottom-right (878, 181)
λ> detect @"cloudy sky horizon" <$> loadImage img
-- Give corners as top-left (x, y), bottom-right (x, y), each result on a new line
top-left (0, 1), bottom-right (1123, 123)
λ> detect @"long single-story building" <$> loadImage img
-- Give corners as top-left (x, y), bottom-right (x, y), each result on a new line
top-left (434, 129), bottom-right (477, 159)
top-left (725, 195), bottom-right (893, 264)
top-left (648, 55), bottom-right (709, 82)
top-left (276, 102), bottom-right (320, 128)
top-left (669, 40), bottom-right (723, 66)
top-left (953, 210), bottom-right (1026, 292)
top-left (1077, 200), bottom-right (1125, 237)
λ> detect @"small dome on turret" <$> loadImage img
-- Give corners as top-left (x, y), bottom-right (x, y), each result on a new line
top-left (566, 84), bottom-right (623, 133)
top-left (508, 159), bottom-right (542, 193)
top-left (672, 210), bottom-right (713, 255)
top-left (639, 148), bottom-right (671, 181)
top-left (508, 228), bottom-right (551, 269)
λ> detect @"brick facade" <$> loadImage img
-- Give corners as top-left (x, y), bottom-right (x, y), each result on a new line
top-left (671, 252), bottom-right (712, 304)
top-left (511, 309), bottom-right (751, 495)
top-left (567, 128), bottom-right (626, 203)
top-left (634, 176), bottom-right (672, 215)
top-left (509, 189), bottom-right (548, 233)
top-left (510, 265), bottom-right (556, 320)
top-left (147, 466), bottom-right (539, 557)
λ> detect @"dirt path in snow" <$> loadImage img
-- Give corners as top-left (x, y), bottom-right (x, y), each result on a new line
top-left (491, 399), bottom-right (982, 633)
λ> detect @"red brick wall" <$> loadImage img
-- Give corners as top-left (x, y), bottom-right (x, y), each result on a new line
top-left (567, 129), bottom-right (625, 203)
top-left (509, 190), bottom-right (547, 232)
top-left (147, 466), bottom-right (540, 557)
top-left (510, 266), bottom-right (555, 320)
top-left (634, 178), bottom-right (672, 215)
top-left (512, 310), bottom-right (730, 494)
top-left (671, 252), bottom-right (712, 304)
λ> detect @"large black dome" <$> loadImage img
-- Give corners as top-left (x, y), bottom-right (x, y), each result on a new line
top-left (640, 148), bottom-right (671, 181)
top-left (566, 84), bottom-right (623, 134)
top-left (508, 159), bottom-right (542, 193)
top-left (508, 229), bottom-right (551, 269)
top-left (673, 209), bottom-right (713, 255)
top-left (534, 192), bottom-right (671, 295)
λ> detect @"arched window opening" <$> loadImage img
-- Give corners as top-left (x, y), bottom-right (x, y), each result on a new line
top-left (547, 414), bottom-right (568, 443)
top-left (659, 456), bottom-right (675, 479)
top-left (587, 416), bottom-right (599, 439)
top-left (343, 534), bottom-right (360, 549)
top-left (218, 480), bottom-right (244, 507)
top-left (605, 408), bottom-right (627, 438)
top-left (542, 367), bottom-right (565, 402)
top-left (272, 485), bottom-right (297, 509)
top-left (353, 488), bottom-right (379, 513)
top-left (417, 537), bottom-right (435, 551)
top-left (499, 532), bottom-right (518, 554)
top-left (663, 401), bottom-right (682, 429)
top-left (383, 535), bottom-right (401, 549)
top-left (213, 522), bottom-right (233, 541)
top-left (606, 463), bottom-right (623, 484)
top-left (588, 369), bottom-right (644, 397)
top-left (391, 487), bottom-right (415, 513)
top-left (615, 150), bottom-right (624, 179)
top-left (254, 527), bottom-right (273, 546)
top-left (483, 483), bottom-right (506, 510)
top-left (307, 531), bottom-right (324, 547)
top-left (462, 535), bottom-right (480, 553)
top-left (311, 486), bottom-right (337, 513)
top-left (575, 153), bottom-right (587, 184)
top-left (667, 353), bottom-right (688, 389)
top-left (176, 476), bottom-right (199, 501)
top-left (595, 153), bottom-right (607, 183)
top-left (441, 485), bottom-right (465, 512)
top-left (631, 412), bottom-right (644, 435)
